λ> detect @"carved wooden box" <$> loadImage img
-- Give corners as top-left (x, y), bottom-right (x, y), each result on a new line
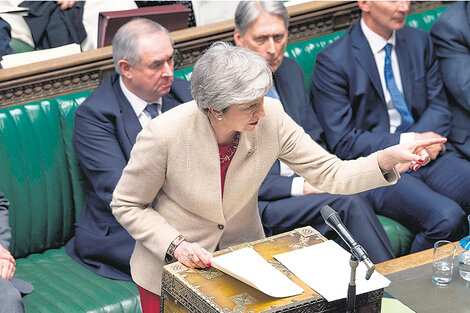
top-left (161, 226), bottom-right (383, 313)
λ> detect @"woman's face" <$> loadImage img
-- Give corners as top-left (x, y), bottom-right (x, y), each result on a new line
top-left (219, 97), bottom-right (266, 133)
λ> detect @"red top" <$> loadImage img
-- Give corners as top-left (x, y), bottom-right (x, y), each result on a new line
top-left (219, 133), bottom-right (240, 197)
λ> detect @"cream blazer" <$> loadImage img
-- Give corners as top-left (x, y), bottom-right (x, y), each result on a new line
top-left (111, 97), bottom-right (399, 294)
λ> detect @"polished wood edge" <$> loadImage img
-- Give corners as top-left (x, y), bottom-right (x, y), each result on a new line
top-left (0, 1), bottom-right (446, 109)
top-left (376, 241), bottom-right (459, 276)
top-left (376, 248), bottom-right (433, 276)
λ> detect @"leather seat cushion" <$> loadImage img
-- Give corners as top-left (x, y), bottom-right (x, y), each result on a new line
top-left (15, 247), bottom-right (141, 313)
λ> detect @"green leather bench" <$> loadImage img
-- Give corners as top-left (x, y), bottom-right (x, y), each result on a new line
top-left (0, 6), bottom-right (446, 313)
top-left (0, 93), bottom-right (142, 313)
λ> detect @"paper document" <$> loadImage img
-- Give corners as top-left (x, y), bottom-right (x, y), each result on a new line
top-left (210, 247), bottom-right (304, 298)
top-left (0, 5), bottom-right (28, 14)
top-left (1, 43), bottom-right (81, 68)
top-left (274, 240), bottom-right (390, 302)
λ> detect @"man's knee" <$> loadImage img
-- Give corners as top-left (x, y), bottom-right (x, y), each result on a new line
top-left (0, 278), bottom-right (24, 313)
top-left (431, 203), bottom-right (466, 239)
top-left (334, 195), bottom-right (373, 220)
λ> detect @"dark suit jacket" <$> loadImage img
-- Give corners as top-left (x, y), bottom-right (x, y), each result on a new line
top-left (312, 22), bottom-right (452, 159)
top-left (66, 73), bottom-right (192, 281)
top-left (19, 1), bottom-right (86, 49)
top-left (258, 57), bottom-right (327, 207)
top-left (0, 18), bottom-right (13, 68)
top-left (431, 2), bottom-right (470, 159)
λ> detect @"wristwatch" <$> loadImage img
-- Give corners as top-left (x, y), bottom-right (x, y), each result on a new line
top-left (165, 234), bottom-right (185, 262)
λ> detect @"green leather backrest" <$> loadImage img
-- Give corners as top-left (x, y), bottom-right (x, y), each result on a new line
top-left (0, 100), bottom-right (75, 258)
top-left (55, 91), bottom-right (93, 220)
top-left (405, 6), bottom-right (447, 32)
top-left (284, 32), bottom-right (345, 93)
top-left (174, 66), bottom-right (193, 81)
top-left (9, 38), bottom-right (34, 54)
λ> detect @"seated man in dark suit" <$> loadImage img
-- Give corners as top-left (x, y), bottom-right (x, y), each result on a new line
top-left (312, 1), bottom-right (469, 253)
top-left (0, 191), bottom-right (33, 313)
top-left (65, 18), bottom-right (192, 281)
top-left (234, 1), bottom-right (394, 263)
top-left (431, 2), bottom-right (470, 160)
top-left (0, 17), bottom-right (14, 67)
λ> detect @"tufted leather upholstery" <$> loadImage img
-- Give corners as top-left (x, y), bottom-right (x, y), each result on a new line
top-left (0, 100), bottom-right (75, 258)
top-left (15, 248), bottom-right (140, 313)
top-left (0, 5), bottom-right (447, 312)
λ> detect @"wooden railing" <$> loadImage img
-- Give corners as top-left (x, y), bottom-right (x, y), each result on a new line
top-left (0, 1), bottom-right (445, 109)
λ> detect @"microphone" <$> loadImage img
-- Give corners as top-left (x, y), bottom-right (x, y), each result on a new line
top-left (321, 205), bottom-right (375, 280)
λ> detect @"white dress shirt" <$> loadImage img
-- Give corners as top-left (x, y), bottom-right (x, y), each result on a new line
top-left (360, 19), bottom-right (414, 143)
top-left (119, 77), bottom-right (162, 128)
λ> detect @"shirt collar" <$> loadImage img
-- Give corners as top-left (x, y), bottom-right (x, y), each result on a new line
top-left (360, 18), bottom-right (396, 54)
top-left (119, 76), bottom-right (162, 117)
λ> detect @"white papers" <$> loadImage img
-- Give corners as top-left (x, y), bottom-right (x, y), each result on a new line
top-left (1, 43), bottom-right (81, 68)
top-left (0, 5), bottom-right (28, 15)
top-left (210, 247), bottom-right (304, 298)
top-left (274, 240), bottom-right (390, 302)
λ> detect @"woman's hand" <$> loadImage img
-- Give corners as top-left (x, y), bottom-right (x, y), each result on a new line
top-left (174, 241), bottom-right (213, 269)
top-left (57, 0), bottom-right (77, 10)
top-left (377, 137), bottom-right (447, 172)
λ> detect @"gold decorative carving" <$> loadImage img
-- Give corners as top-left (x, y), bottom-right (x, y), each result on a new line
top-left (295, 226), bottom-right (321, 238)
top-left (289, 235), bottom-right (311, 251)
top-left (185, 267), bottom-right (224, 280)
top-left (267, 259), bottom-right (291, 278)
top-left (229, 293), bottom-right (256, 313)
top-left (228, 242), bottom-right (252, 252)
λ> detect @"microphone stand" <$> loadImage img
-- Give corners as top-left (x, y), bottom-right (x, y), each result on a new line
top-left (347, 254), bottom-right (359, 313)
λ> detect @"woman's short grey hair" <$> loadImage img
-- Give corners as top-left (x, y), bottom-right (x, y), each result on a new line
top-left (112, 18), bottom-right (173, 75)
top-left (191, 42), bottom-right (272, 113)
top-left (235, 1), bottom-right (289, 35)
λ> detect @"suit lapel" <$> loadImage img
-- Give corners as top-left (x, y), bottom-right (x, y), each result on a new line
top-left (112, 76), bottom-right (142, 146)
top-left (395, 30), bottom-right (413, 112)
top-left (162, 92), bottom-right (177, 113)
top-left (351, 24), bottom-right (386, 104)
top-left (273, 64), bottom-right (298, 122)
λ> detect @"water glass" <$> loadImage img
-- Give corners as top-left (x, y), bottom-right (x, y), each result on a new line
top-left (432, 240), bottom-right (455, 286)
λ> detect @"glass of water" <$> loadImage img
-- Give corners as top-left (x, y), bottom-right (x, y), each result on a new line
top-left (432, 240), bottom-right (455, 286)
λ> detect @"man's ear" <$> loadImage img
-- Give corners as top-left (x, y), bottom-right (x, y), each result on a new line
top-left (357, 1), bottom-right (370, 13)
top-left (233, 29), bottom-right (244, 47)
top-left (118, 59), bottom-right (132, 79)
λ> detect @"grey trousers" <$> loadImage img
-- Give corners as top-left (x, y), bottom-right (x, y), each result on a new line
top-left (0, 277), bottom-right (24, 313)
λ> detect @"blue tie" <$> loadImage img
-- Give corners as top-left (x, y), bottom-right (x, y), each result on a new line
top-left (145, 103), bottom-right (159, 119)
top-left (384, 43), bottom-right (414, 132)
top-left (265, 85), bottom-right (280, 100)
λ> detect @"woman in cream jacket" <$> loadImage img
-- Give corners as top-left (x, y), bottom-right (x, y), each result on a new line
top-left (111, 42), bottom-right (444, 312)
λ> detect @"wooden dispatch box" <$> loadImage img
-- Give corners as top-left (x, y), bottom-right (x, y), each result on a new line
top-left (161, 226), bottom-right (383, 313)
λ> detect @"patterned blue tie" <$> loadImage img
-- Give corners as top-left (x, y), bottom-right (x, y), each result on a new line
top-left (384, 43), bottom-right (414, 132)
top-left (265, 85), bottom-right (280, 100)
top-left (145, 103), bottom-right (159, 119)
